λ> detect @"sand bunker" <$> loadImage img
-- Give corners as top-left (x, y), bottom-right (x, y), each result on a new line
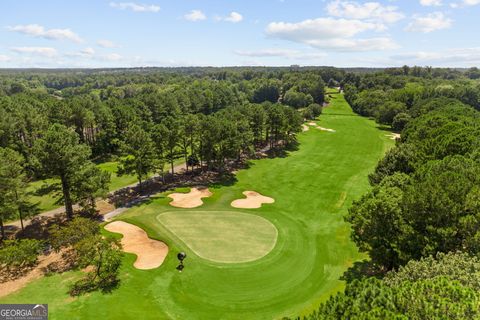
top-left (104, 221), bottom-right (168, 270)
top-left (307, 122), bottom-right (336, 132)
top-left (168, 187), bottom-right (212, 208)
top-left (317, 126), bottom-right (336, 132)
top-left (231, 191), bottom-right (275, 209)
top-left (386, 133), bottom-right (401, 140)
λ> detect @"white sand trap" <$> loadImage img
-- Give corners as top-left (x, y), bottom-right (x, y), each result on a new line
top-left (302, 124), bottom-right (309, 132)
top-left (231, 191), bottom-right (275, 209)
top-left (104, 221), bottom-right (168, 270)
top-left (386, 133), bottom-right (401, 140)
top-left (317, 126), bottom-right (336, 132)
top-left (168, 187), bottom-right (212, 208)
top-left (307, 122), bottom-right (336, 132)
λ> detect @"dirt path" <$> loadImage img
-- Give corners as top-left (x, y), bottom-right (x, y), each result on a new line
top-left (0, 251), bottom-right (64, 298)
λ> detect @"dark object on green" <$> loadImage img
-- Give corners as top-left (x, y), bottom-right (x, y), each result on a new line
top-left (177, 252), bottom-right (186, 272)
top-left (177, 252), bottom-right (187, 261)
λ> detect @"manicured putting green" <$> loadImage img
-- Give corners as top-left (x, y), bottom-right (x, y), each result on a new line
top-left (157, 210), bottom-right (278, 263)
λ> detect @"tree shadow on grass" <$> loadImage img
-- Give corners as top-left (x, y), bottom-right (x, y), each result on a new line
top-left (70, 277), bottom-right (121, 297)
top-left (341, 260), bottom-right (386, 283)
top-left (210, 171), bottom-right (237, 188)
top-left (267, 141), bottom-right (299, 159)
top-left (30, 181), bottom-right (61, 197)
top-left (376, 124), bottom-right (395, 133)
top-left (15, 214), bottom-right (65, 241)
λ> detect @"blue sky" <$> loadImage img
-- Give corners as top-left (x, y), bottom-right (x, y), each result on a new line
top-left (1, 0), bottom-right (480, 68)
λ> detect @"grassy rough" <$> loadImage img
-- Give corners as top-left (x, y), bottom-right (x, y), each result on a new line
top-left (1, 93), bottom-right (393, 319)
top-left (25, 162), bottom-right (138, 212)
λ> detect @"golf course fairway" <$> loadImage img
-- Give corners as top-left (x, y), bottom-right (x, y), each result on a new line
top-left (0, 93), bottom-right (393, 319)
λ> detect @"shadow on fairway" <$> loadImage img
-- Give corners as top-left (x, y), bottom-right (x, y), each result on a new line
top-left (340, 260), bottom-right (384, 283)
top-left (267, 141), bottom-right (299, 159)
top-left (32, 182), bottom-right (61, 197)
top-left (376, 124), bottom-right (398, 133)
top-left (210, 172), bottom-right (237, 188)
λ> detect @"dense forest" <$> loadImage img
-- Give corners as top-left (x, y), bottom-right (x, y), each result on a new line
top-left (1, 66), bottom-right (480, 314)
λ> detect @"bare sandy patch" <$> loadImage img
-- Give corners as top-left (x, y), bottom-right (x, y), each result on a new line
top-left (231, 191), bottom-right (275, 209)
top-left (302, 124), bottom-right (309, 132)
top-left (386, 133), bottom-right (401, 140)
top-left (168, 187), bottom-right (212, 208)
top-left (104, 221), bottom-right (168, 270)
top-left (307, 122), bottom-right (336, 132)
top-left (96, 200), bottom-right (116, 215)
top-left (317, 126), bottom-right (336, 132)
top-left (0, 251), bottom-right (63, 298)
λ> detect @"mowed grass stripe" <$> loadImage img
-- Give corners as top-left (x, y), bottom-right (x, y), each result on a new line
top-left (156, 211), bottom-right (278, 263)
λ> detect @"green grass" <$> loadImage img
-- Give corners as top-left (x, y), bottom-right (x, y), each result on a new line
top-left (26, 178), bottom-right (60, 213)
top-left (26, 160), bottom-right (177, 213)
top-left (26, 159), bottom-right (185, 213)
top-left (97, 161), bottom-right (140, 191)
top-left (2, 94), bottom-right (393, 319)
top-left (157, 210), bottom-right (278, 263)
top-left (25, 161), bottom-right (139, 212)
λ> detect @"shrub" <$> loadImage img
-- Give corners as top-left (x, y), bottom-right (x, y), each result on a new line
top-left (392, 113), bottom-right (411, 132)
top-left (69, 235), bottom-right (123, 296)
top-left (0, 239), bottom-right (43, 276)
top-left (49, 217), bottom-right (99, 250)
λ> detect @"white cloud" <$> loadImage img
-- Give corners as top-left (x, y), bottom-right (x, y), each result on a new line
top-left (82, 47), bottom-right (95, 55)
top-left (313, 37), bottom-right (398, 51)
top-left (391, 47), bottom-right (480, 66)
top-left (109, 2), bottom-right (160, 12)
top-left (64, 49), bottom-right (122, 63)
top-left (267, 18), bottom-right (383, 41)
top-left (65, 47), bottom-right (96, 58)
top-left (184, 10), bottom-right (207, 21)
top-left (450, 0), bottom-right (480, 7)
top-left (7, 24), bottom-right (83, 43)
top-left (224, 12), bottom-right (243, 23)
top-left (97, 39), bottom-right (119, 48)
top-left (420, 0), bottom-right (443, 6)
top-left (10, 47), bottom-right (58, 57)
top-left (234, 48), bottom-right (326, 60)
top-left (0, 55), bottom-right (10, 62)
top-left (405, 12), bottom-right (452, 33)
top-left (266, 18), bottom-right (397, 51)
top-left (326, 1), bottom-right (404, 23)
